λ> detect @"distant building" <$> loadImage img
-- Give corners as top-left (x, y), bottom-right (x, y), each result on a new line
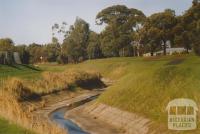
top-left (143, 47), bottom-right (191, 57)
top-left (143, 41), bottom-right (192, 57)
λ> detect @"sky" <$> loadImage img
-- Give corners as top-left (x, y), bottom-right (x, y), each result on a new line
top-left (0, 0), bottom-right (193, 45)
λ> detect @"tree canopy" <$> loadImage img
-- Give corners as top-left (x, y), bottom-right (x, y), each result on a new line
top-left (96, 5), bottom-right (146, 57)
top-left (62, 17), bottom-right (90, 63)
top-left (1, 1), bottom-right (200, 65)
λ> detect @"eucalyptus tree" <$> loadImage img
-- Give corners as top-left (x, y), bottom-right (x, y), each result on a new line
top-left (139, 26), bottom-right (162, 56)
top-left (62, 17), bottom-right (90, 63)
top-left (173, 18), bottom-right (193, 53)
top-left (146, 9), bottom-right (177, 55)
top-left (0, 38), bottom-right (14, 51)
top-left (182, 0), bottom-right (200, 55)
top-left (0, 38), bottom-right (15, 64)
top-left (96, 5), bottom-right (146, 57)
top-left (87, 31), bottom-right (102, 59)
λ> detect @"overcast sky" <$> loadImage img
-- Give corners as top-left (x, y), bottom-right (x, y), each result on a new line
top-left (0, 0), bottom-right (193, 45)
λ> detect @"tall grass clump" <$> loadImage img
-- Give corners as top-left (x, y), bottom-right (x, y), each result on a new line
top-left (0, 69), bottom-right (103, 134)
top-left (27, 69), bottom-right (103, 94)
top-left (0, 78), bottom-right (65, 134)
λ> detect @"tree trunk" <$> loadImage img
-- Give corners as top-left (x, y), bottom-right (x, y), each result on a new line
top-left (163, 41), bottom-right (167, 55)
top-left (137, 46), bottom-right (140, 57)
top-left (186, 47), bottom-right (189, 54)
top-left (133, 47), bottom-right (136, 57)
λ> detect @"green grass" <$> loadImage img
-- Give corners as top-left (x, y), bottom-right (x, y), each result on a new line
top-left (0, 64), bottom-right (41, 80)
top-left (0, 118), bottom-right (34, 134)
top-left (1, 55), bottom-right (200, 133)
top-left (57, 54), bottom-right (200, 133)
top-left (0, 63), bottom-right (69, 80)
top-left (38, 63), bottom-right (69, 72)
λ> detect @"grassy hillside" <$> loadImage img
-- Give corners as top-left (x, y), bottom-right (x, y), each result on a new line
top-left (1, 55), bottom-right (200, 133)
top-left (60, 54), bottom-right (200, 132)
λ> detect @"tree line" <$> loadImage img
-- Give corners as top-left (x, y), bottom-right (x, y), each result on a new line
top-left (0, 0), bottom-right (199, 64)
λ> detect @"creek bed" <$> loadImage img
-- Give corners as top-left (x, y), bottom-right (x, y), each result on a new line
top-left (49, 95), bottom-right (98, 134)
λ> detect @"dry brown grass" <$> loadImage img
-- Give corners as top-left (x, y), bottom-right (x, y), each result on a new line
top-left (0, 69), bottom-right (102, 134)
top-left (27, 69), bottom-right (102, 94)
top-left (0, 78), bottom-right (65, 134)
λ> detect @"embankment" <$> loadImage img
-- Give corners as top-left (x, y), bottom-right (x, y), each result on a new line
top-left (0, 69), bottom-right (103, 134)
top-left (83, 102), bottom-right (151, 134)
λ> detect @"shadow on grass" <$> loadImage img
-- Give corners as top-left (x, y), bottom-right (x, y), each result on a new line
top-left (77, 79), bottom-right (107, 90)
top-left (20, 64), bottom-right (41, 71)
top-left (8, 64), bottom-right (22, 70)
top-left (7, 64), bottom-right (41, 71)
top-left (165, 58), bottom-right (185, 65)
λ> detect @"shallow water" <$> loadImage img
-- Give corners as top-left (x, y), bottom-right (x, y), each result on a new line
top-left (50, 107), bottom-right (89, 134)
top-left (49, 95), bottom-right (98, 134)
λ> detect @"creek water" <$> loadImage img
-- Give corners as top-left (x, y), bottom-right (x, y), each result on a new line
top-left (49, 95), bottom-right (98, 134)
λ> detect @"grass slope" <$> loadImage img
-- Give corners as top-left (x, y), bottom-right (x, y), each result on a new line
top-left (58, 54), bottom-right (200, 132)
top-left (1, 55), bottom-right (200, 133)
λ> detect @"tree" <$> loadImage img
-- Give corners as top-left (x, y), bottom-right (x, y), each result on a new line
top-left (52, 22), bottom-right (68, 40)
top-left (0, 38), bottom-right (14, 51)
top-left (43, 37), bottom-right (61, 62)
top-left (139, 26), bottom-right (162, 56)
top-left (147, 9), bottom-right (177, 55)
top-left (27, 43), bottom-right (47, 63)
top-left (0, 38), bottom-right (15, 64)
top-left (87, 31), bottom-right (102, 59)
top-left (182, 0), bottom-right (200, 55)
top-left (62, 17), bottom-right (90, 63)
top-left (96, 5), bottom-right (146, 57)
